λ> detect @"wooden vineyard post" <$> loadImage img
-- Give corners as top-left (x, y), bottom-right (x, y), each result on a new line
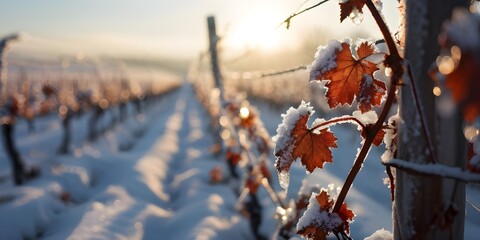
top-left (205, 16), bottom-right (267, 240)
top-left (0, 34), bottom-right (18, 101)
top-left (395, 0), bottom-right (469, 239)
top-left (207, 16), bottom-right (224, 94)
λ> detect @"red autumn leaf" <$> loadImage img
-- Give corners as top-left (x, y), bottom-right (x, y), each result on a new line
top-left (245, 175), bottom-right (260, 194)
top-left (372, 128), bottom-right (386, 147)
top-left (338, 203), bottom-right (355, 234)
top-left (357, 76), bottom-right (386, 113)
top-left (339, 0), bottom-right (366, 22)
top-left (259, 161), bottom-right (272, 180)
top-left (226, 149), bottom-right (241, 166)
top-left (316, 190), bottom-right (334, 211)
top-left (275, 108), bottom-right (338, 173)
top-left (298, 190), bottom-right (353, 239)
top-left (297, 227), bottom-right (328, 240)
top-left (209, 166), bottom-right (223, 184)
top-left (294, 127), bottom-right (337, 173)
top-left (315, 42), bottom-right (379, 108)
top-left (444, 53), bottom-right (480, 121)
top-left (240, 112), bottom-right (255, 128)
top-left (361, 125), bottom-right (386, 147)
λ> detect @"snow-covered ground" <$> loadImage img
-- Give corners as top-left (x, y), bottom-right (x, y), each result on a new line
top-left (0, 83), bottom-right (479, 239)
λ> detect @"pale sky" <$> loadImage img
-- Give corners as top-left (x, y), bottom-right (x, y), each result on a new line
top-left (0, 0), bottom-right (400, 60)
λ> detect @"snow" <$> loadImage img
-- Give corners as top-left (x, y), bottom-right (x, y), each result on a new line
top-left (298, 179), bottom-right (320, 198)
top-left (353, 110), bottom-right (378, 125)
top-left (1, 82), bottom-right (479, 239)
top-left (272, 101), bottom-right (313, 191)
top-left (0, 85), bottom-right (254, 240)
top-left (383, 158), bottom-right (480, 182)
top-left (308, 40), bottom-right (343, 81)
top-left (296, 192), bottom-right (343, 233)
top-left (364, 228), bottom-right (392, 240)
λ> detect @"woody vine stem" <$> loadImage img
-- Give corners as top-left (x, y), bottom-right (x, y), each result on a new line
top-left (331, 0), bottom-right (403, 213)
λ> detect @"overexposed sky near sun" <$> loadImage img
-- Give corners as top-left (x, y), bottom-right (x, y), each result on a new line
top-left (0, 0), bottom-right (400, 60)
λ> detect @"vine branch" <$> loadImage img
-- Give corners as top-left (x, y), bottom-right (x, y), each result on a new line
top-left (260, 65), bottom-right (307, 78)
top-left (279, 0), bottom-right (331, 29)
top-left (332, 0), bottom-right (402, 213)
top-left (310, 116), bottom-right (367, 132)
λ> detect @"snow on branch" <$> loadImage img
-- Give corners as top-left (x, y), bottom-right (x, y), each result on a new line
top-left (382, 158), bottom-right (480, 183)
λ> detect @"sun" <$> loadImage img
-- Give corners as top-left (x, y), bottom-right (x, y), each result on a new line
top-left (224, 10), bottom-right (283, 52)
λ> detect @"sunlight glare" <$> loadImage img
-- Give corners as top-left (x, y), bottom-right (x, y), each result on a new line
top-left (239, 107), bottom-right (250, 119)
top-left (225, 10), bottom-right (282, 51)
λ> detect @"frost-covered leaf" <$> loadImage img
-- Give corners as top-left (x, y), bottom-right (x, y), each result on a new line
top-left (274, 102), bottom-right (337, 175)
top-left (297, 190), bottom-right (354, 239)
top-left (338, 203), bottom-right (355, 234)
top-left (297, 227), bottom-right (328, 240)
top-left (339, 0), bottom-right (366, 23)
top-left (311, 41), bottom-right (380, 108)
top-left (357, 75), bottom-right (386, 113)
top-left (316, 191), bottom-right (334, 211)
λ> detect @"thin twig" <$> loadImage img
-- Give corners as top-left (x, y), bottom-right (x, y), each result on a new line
top-left (279, 0), bottom-right (331, 29)
top-left (260, 66), bottom-right (307, 78)
top-left (405, 62), bottom-right (437, 163)
top-left (311, 116), bottom-right (367, 132)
